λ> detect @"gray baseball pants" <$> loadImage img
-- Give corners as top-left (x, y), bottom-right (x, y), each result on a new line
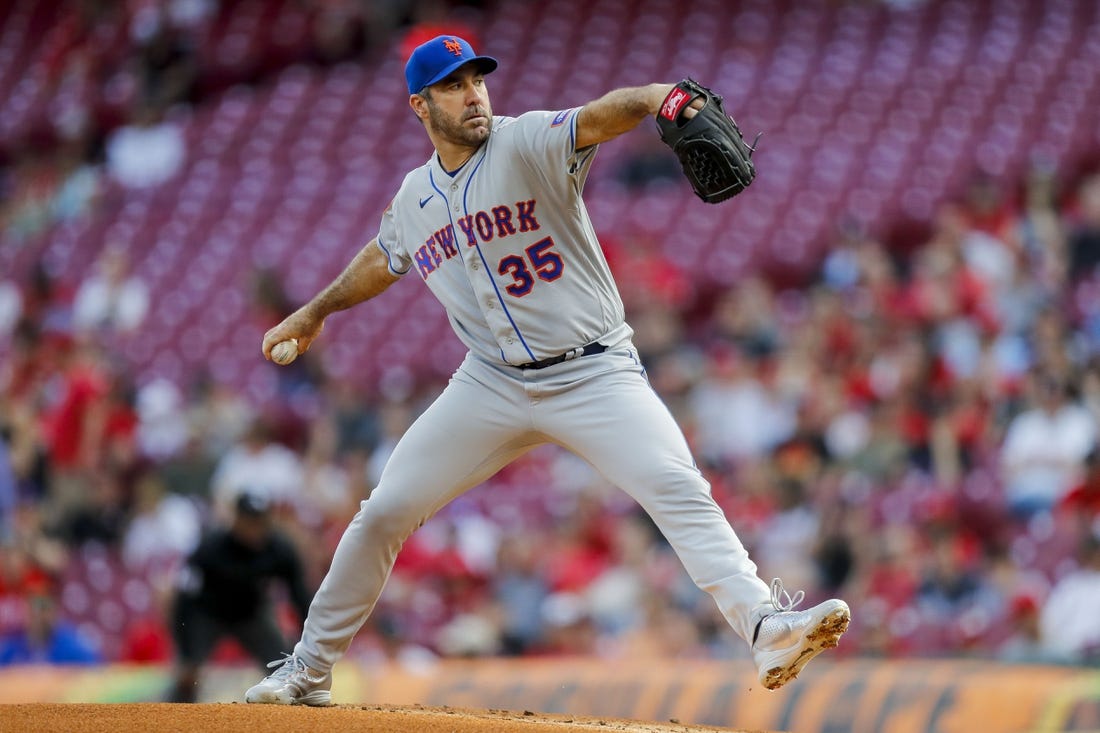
top-left (294, 344), bottom-right (773, 672)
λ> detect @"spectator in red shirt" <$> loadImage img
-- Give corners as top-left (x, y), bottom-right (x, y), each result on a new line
top-left (0, 545), bottom-right (53, 637)
top-left (398, 1), bottom-right (479, 63)
top-left (1058, 449), bottom-right (1100, 538)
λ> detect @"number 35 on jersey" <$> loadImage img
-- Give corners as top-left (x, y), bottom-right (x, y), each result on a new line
top-left (412, 199), bottom-right (564, 297)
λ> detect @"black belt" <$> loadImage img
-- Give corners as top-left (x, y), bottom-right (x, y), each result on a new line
top-left (515, 342), bottom-right (607, 370)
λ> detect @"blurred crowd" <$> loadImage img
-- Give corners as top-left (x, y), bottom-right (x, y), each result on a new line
top-left (3, 0), bottom-right (1100, 676)
top-left (0, 0), bottom-right (484, 243)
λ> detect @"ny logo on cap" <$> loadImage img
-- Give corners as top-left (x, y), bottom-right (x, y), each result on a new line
top-left (443, 38), bottom-right (463, 56)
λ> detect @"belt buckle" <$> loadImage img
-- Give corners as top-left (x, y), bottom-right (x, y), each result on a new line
top-left (562, 346), bottom-right (585, 363)
top-left (520, 342), bottom-right (603, 370)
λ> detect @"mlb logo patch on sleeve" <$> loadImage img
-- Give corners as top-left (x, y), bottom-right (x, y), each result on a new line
top-left (551, 109), bottom-right (571, 127)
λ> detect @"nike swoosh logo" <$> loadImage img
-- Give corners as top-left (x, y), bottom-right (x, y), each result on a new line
top-left (419, 195), bottom-right (434, 208)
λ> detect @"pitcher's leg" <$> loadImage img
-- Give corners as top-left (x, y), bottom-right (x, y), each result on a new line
top-left (538, 363), bottom-right (772, 644)
top-left (294, 374), bottom-right (538, 672)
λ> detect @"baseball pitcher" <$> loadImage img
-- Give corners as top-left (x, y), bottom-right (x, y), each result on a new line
top-left (246, 35), bottom-right (849, 706)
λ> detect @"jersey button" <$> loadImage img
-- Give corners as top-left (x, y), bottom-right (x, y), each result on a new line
top-left (471, 261), bottom-right (479, 270)
top-left (450, 184), bottom-right (458, 191)
top-left (506, 337), bottom-right (515, 345)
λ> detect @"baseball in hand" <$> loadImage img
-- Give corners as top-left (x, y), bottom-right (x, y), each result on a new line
top-left (271, 339), bottom-right (299, 366)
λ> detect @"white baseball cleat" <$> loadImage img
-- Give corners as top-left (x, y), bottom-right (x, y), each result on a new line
top-left (245, 654), bottom-right (332, 706)
top-left (751, 578), bottom-right (850, 691)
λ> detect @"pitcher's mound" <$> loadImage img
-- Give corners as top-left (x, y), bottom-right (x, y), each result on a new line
top-left (1, 703), bottom-right (771, 732)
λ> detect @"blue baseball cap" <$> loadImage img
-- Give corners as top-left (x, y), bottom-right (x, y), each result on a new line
top-left (405, 35), bottom-right (498, 95)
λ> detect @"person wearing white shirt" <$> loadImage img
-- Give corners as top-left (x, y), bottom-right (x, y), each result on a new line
top-left (210, 419), bottom-right (304, 522)
top-left (1039, 534), bottom-right (1100, 662)
top-left (1001, 373), bottom-right (1098, 519)
top-left (105, 106), bottom-right (186, 189)
top-left (72, 247), bottom-right (149, 335)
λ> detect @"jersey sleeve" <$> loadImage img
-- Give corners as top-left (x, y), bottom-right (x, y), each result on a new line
top-left (511, 108), bottom-right (599, 189)
top-left (375, 198), bottom-right (411, 276)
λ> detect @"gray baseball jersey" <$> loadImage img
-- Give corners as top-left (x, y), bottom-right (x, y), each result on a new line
top-left (286, 106), bottom-right (775, 677)
top-left (376, 109), bottom-right (633, 366)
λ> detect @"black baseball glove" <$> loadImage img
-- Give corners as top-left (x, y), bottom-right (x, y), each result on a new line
top-left (656, 79), bottom-right (759, 204)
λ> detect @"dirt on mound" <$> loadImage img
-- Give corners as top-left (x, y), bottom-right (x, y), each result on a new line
top-left (0, 703), bottom-right (772, 733)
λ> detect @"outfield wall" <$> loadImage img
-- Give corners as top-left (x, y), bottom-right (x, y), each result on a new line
top-left (1, 659), bottom-right (1098, 732)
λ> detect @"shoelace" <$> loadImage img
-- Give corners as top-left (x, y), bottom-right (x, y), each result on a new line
top-left (265, 653), bottom-right (303, 679)
top-left (770, 578), bottom-right (805, 612)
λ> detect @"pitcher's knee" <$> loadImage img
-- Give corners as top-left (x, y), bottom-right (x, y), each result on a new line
top-left (351, 495), bottom-right (428, 544)
top-left (629, 464), bottom-right (710, 499)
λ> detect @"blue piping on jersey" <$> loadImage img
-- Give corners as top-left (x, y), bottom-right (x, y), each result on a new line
top-left (576, 146), bottom-right (597, 171)
top-left (375, 236), bottom-right (410, 275)
top-left (433, 155), bottom-right (536, 363)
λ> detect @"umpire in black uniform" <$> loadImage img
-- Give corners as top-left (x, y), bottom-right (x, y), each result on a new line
top-left (167, 492), bottom-right (313, 703)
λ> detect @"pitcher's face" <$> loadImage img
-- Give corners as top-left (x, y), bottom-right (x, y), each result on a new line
top-left (419, 65), bottom-right (493, 148)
